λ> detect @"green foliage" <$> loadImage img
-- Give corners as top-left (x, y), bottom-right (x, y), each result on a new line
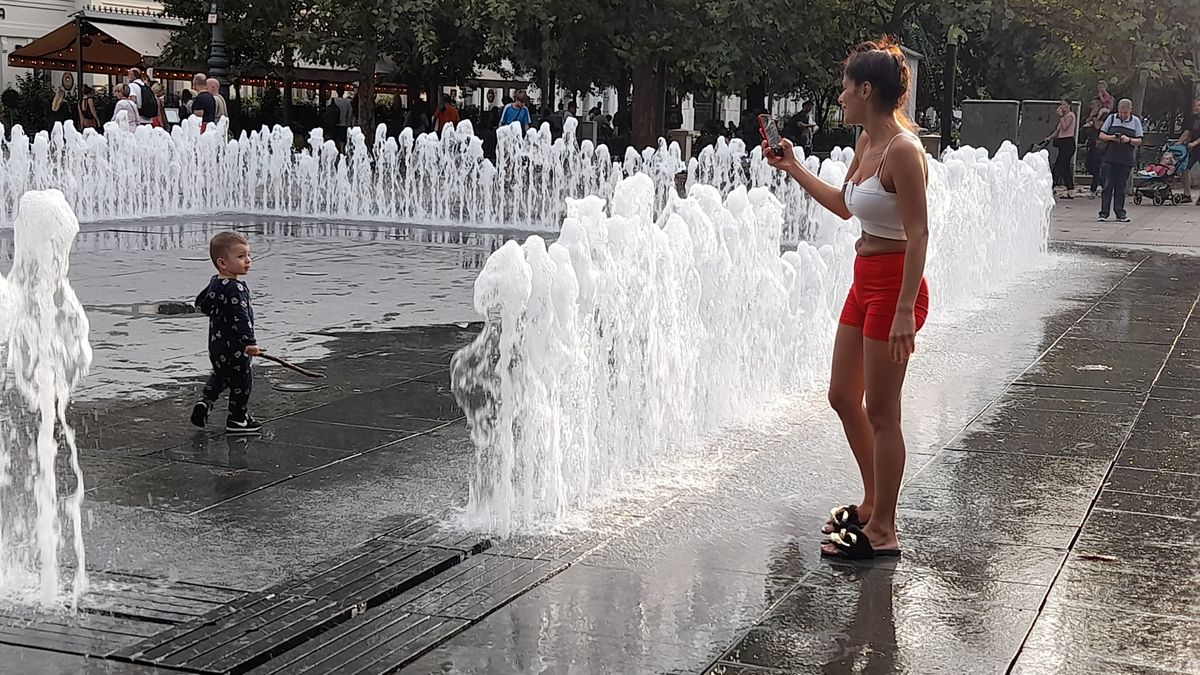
top-left (160, 0), bottom-right (1197, 144)
top-left (258, 86), bottom-right (281, 120)
top-left (161, 0), bottom-right (305, 80)
top-left (11, 72), bottom-right (54, 133)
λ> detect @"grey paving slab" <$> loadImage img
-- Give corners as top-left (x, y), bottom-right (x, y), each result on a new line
top-left (1105, 466), bottom-right (1200, 501)
top-left (294, 381), bottom-right (462, 430)
top-left (247, 417), bottom-right (424, 452)
top-left (1072, 532), bottom-right (1196, 570)
top-left (86, 461), bottom-right (277, 512)
top-left (403, 624), bottom-right (695, 675)
top-left (841, 536), bottom-right (1066, 585)
top-left (706, 663), bottom-right (786, 675)
top-left (163, 436), bottom-right (357, 476)
top-left (1012, 654), bottom-right (1189, 675)
top-left (1046, 552), bottom-right (1200, 619)
top-left (1094, 489), bottom-right (1200, 518)
top-left (1016, 338), bottom-right (1172, 392)
top-left (719, 574), bottom-right (1039, 674)
top-left (931, 433), bottom-right (1110, 462)
top-left (1017, 600), bottom-right (1200, 675)
top-left (60, 452), bottom-right (171, 493)
top-left (1116, 445), bottom-right (1200, 474)
top-left (0, 644), bottom-right (170, 674)
top-left (71, 417), bottom-right (187, 458)
top-left (906, 450), bottom-right (1111, 507)
top-left (1064, 317), bottom-right (1183, 343)
top-left (898, 479), bottom-right (1092, 529)
top-left (1002, 383), bottom-right (1145, 414)
top-left (899, 512), bottom-right (1078, 549)
top-left (1079, 506), bottom-right (1199, 546)
top-left (800, 564), bottom-right (1048, 610)
top-left (1152, 361), bottom-right (1200, 390)
top-left (1084, 297), bottom-right (1195, 324)
top-left (1143, 392), bottom-right (1200, 418)
top-left (956, 405), bottom-right (1133, 451)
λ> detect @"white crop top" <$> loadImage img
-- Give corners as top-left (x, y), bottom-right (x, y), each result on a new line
top-left (844, 133), bottom-right (916, 241)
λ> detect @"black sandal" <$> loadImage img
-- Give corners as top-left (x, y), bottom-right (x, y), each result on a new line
top-left (820, 525), bottom-right (902, 560)
top-left (820, 504), bottom-right (867, 534)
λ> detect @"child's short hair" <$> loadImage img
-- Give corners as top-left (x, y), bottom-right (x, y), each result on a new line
top-left (209, 231), bottom-right (249, 268)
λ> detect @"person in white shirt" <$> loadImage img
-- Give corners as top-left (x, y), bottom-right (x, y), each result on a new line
top-left (126, 68), bottom-right (153, 125)
top-left (112, 84), bottom-right (139, 133)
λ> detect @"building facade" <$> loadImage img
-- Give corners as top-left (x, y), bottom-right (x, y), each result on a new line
top-left (1, 0), bottom-right (163, 89)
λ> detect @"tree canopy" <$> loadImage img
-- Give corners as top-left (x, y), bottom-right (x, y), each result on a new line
top-left (163, 0), bottom-right (1200, 143)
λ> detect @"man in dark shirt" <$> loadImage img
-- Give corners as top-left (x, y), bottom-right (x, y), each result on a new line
top-left (1098, 98), bottom-right (1144, 222)
top-left (190, 73), bottom-right (217, 129)
top-left (1180, 97), bottom-right (1200, 205)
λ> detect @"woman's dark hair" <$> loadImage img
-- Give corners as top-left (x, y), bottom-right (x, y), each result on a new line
top-left (844, 38), bottom-right (912, 125)
top-left (180, 89), bottom-right (193, 103)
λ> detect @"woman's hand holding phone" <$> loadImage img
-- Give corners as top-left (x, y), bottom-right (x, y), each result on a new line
top-left (763, 138), bottom-right (798, 172)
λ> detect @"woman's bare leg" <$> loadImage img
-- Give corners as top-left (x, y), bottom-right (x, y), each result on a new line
top-left (826, 324), bottom-right (876, 525)
top-left (823, 335), bottom-right (909, 554)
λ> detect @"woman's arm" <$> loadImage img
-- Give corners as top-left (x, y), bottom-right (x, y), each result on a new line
top-left (887, 138), bottom-right (929, 363)
top-left (765, 133), bottom-right (863, 220)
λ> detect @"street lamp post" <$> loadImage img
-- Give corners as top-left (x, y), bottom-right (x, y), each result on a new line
top-left (207, 0), bottom-right (229, 100)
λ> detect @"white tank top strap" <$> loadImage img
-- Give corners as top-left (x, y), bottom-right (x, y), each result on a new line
top-left (874, 131), bottom-right (916, 179)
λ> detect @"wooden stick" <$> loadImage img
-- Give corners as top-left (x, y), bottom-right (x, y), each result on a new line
top-left (257, 352), bottom-right (326, 378)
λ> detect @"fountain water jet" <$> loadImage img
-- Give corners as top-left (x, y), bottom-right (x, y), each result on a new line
top-left (0, 190), bottom-right (91, 608)
top-left (452, 143), bottom-right (1052, 537)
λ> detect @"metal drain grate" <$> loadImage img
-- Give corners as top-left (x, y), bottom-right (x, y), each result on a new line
top-left (115, 527), bottom-right (490, 674)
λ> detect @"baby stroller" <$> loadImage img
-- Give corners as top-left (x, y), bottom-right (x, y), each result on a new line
top-left (1133, 143), bottom-right (1190, 206)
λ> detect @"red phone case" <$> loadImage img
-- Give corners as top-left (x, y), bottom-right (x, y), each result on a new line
top-left (758, 115), bottom-right (782, 157)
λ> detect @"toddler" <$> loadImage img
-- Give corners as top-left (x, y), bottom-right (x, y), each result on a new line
top-left (1139, 151), bottom-right (1177, 178)
top-left (190, 231), bottom-right (263, 433)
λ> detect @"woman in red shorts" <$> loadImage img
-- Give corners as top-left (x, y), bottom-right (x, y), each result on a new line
top-left (764, 38), bottom-right (930, 560)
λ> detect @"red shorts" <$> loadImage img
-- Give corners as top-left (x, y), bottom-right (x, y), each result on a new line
top-left (839, 252), bottom-right (930, 341)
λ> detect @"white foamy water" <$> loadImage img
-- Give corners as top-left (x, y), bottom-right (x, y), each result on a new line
top-left (0, 190), bottom-right (91, 607)
top-left (452, 143), bottom-right (1053, 536)
top-left (0, 116), bottom-right (1049, 253)
top-left (0, 117), bottom-right (632, 232)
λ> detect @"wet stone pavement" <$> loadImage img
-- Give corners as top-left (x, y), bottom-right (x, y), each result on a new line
top-left (2, 246), bottom-right (1200, 674)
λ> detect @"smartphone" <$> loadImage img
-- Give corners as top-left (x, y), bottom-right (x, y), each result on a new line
top-left (758, 114), bottom-right (783, 158)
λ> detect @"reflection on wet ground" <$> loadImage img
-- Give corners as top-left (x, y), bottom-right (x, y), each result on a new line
top-left (3, 244), bottom-right (1199, 674)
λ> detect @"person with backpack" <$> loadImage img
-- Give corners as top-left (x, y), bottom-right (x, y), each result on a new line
top-left (499, 91), bottom-right (531, 131)
top-left (127, 68), bottom-right (156, 126)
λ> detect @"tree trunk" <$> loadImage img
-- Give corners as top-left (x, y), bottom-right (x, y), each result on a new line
top-left (358, 38), bottom-right (378, 147)
top-left (884, 0), bottom-right (915, 37)
top-left (941, 42), bottom-right (957, 150)
top-left (744, 81), bottom-right (767, 114)
top-left (541, 23), bottom-right (555, 113)
top-left (632, 60), bottom-right (663, 149)
top-left (282, 48), bottom-right (294, 127)
top-left (654, 64), bottom-right (667, 132)
top-left (1131, 69), bottom-right (1148, 117)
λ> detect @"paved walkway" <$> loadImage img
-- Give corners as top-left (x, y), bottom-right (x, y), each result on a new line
top-left (1, 246), bottom-right (1197, 674)
top-left (1053, 194), bottom-right (1200, 249)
